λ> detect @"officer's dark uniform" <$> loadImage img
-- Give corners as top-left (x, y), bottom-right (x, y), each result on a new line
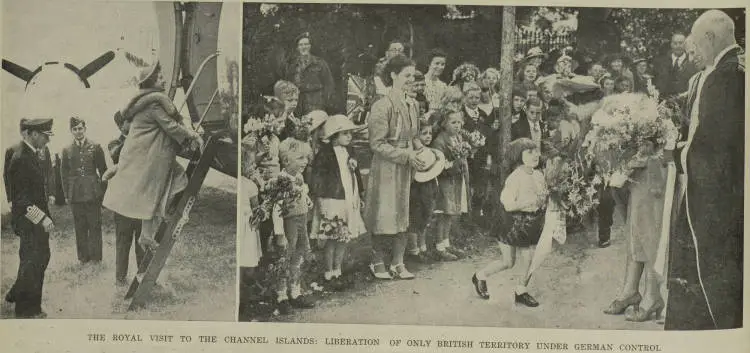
top-left (5, 118), bottom-right (54, 318)
top-left (108, 112), bottom-right (143, 284)
top-left (61, 117), bottom-right (107, 263)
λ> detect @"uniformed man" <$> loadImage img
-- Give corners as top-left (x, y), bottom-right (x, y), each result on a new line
top-left (60, 116), bottom-right (107, 264)
top-left (105, 112), bottom-right (144, 285)
top-left (5, 118), bottom-right (56, 318)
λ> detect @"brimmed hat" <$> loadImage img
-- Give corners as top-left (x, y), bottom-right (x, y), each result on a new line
top-left (556, 54), bottom-right (573, 64)
top-left (525, 47), bottom-right (545, 61)
top-left (322, 114), bottom-right (364, 140)
top-left (305, 110), bottom-right (328, 132)
top-left (137, 62), bottom-right (161, 86)
top-left (23, 118), bottom-right (54, 136)
top-left (413, 148), bottom-right (446, 183)
top-left (632, 57), bottom-right (650, 65)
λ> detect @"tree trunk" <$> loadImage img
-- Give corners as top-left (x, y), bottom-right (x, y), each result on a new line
top-left (497, 6), bottom-right (515, 181)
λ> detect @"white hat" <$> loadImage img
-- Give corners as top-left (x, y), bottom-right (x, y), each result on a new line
top-left (305, 110), bottom-right (328, 132)
top-left (413, 148), bottom-right (446, 183)
top-left (322, 114), bottom-right (364, 140)
top-left (137, 62), bottom-right (161, 86)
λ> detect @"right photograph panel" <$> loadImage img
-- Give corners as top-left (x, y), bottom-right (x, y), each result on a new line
top-left (238, 3), bottom-right (746, 331)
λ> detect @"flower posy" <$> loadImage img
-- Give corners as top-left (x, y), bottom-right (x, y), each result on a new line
top-left (317, 215), bottom-right (353, 242)
top-left (462, 129), bottom-right (486, 148)
top-left (448, 135), bottom-right (473, 161)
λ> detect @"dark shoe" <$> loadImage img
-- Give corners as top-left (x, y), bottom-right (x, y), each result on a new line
top-left (446, 246), bottom-right (466, 258)
top-left (515, 292), bottom-right (539, 307)
top-left (625, 298), bottom-right (665, 322)
top-left (277, 300), bottom-right (293, 315)
top-left (598, 239), bottom-right (611, 248)
top-left (435, 250), bottom-right (458, 262)
top-left (471, 274), bottom-right (490, 300)
top-left (5, 290), bottom-right (15, 303)
top-left (289, 295), bottom-right (315, 309)
top-left (416, 252), bottom-right (432, 263)
top-left (603, 292), bottom-right (642, 315)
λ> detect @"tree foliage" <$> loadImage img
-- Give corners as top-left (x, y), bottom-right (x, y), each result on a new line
top-left (242, 3), bottom-right (503, 113)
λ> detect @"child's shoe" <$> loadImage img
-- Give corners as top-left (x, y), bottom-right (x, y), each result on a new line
top-left (389, 264), bottom-right (415, 280)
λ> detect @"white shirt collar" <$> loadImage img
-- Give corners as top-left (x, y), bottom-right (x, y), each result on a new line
top-left (672, 52), bottom-right (686, 63)
top-left (23, 140), bottom-right (37, 154)
top-left (711, 44), bottom-right (740, 69)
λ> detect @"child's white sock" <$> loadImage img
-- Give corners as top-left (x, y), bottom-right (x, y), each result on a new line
top-left (420, 245), bottom-right (428, 252)
top-left (333, 269), bottom-right (342, 278)
top-left (324, 271), bottom-right (335, 281)
top-left (436, 239), bottom-right (449, 252)
top-left (514, 285), bottom-right (528, 295)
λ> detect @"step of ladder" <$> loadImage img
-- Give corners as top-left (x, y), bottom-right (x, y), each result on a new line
top-left (125, 136), bottom-right (220, 310)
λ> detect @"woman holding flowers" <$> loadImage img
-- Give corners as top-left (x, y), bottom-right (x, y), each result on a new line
top-left (430, 109), bottom-right (471, 261)
top-left (472, 138), bottom-right (547, 307)
top-left (364, 54), bottom-right (423, 280)
top-left (309, 115), bottom-right (366, 287)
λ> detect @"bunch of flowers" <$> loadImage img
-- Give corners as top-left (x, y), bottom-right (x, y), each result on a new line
top-left (243, 114), bottom-right (278, 147)
top-left (448, 135), bottom-right (473, 161)
top-left (461, 129), bottom-right (486, 149)
top-left (543, 156), bottom-right (602, 220)
top-left (316, 215), bottom-right (354, 243)
top-left (249, 172), bottom-right (304, 226)
top-left (584, 93), bottom-right (679, 185)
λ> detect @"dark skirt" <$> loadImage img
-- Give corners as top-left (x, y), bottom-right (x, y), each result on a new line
top-left (493, 209), bottom-right (545, 247)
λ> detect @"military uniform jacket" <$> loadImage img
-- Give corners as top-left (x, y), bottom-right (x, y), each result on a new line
top-left (6, 142), bottom-right (51, 230)
top-left (61, 139), bottom-right (107, 203)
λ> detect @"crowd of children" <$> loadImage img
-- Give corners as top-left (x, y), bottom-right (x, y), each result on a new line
top-left (239, 42), bottom-right (661, 317)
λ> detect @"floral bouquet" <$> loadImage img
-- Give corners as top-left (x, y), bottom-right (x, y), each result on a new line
top-left (461, 129), bottom-right (486, 149)
top-left (250, 172), bottom-right (304, 224)
top-left (584, 93), bottom-right (679, 186)
top-left (243, 115), bottom-right (278, 147)
top-left (316, 215), bottom-right (354, 243)
top-left (543, 156), bottom-right (602, 220)
top-left (447, 136), bottom-right (473, 161)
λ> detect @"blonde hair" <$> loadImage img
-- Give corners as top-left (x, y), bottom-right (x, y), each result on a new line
top-left (273, 80), bottom-right (300, 100)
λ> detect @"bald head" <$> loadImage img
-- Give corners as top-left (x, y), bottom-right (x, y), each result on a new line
top-left (691, 10), bottom-right (736, 63)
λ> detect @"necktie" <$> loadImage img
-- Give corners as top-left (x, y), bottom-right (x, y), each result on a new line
top-left (672, 57), bottom-right (680, 73)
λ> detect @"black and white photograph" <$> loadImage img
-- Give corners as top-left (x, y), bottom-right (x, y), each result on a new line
top-left (1, 0), bottom-right (241, 320)
top-left (239, 3), bottom-right (745, 331)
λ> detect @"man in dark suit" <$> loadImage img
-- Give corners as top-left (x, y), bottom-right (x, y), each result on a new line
top-left (5, 118), bottom-right (56, 318)
top-left (106, 112), bottom-right (144, 285)
top-left (665, 10), bottom-right (745, 330)
top-left (511, 96), bottom-right (547, 146)
top-left (60, 116), bottom-right (107, 263)
top-left (653, 32), bottom-right (700, 99)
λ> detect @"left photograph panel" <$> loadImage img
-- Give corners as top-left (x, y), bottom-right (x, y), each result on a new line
top-left (1, 0), bottom-right (241, 321)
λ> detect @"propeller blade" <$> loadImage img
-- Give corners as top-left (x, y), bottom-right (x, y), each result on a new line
top-left (2, 59), bottom-right (35, 82)
top-left (79, 51), bottom-right (115, 79)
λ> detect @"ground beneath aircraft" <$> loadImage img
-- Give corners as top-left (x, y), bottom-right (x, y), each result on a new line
top-left (0, 166), bottom-right (236, 321)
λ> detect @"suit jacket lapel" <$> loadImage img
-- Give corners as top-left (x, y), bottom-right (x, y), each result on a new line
top-left (22, 143), bottom-right (42, 175)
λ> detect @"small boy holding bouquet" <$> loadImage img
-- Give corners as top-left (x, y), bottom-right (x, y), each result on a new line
top-left (272, 140), bottom-right (315, 314)
top-left (309, 115), bottom-right (367, 288)
top-left (430, 109), bottom-right (471, 261)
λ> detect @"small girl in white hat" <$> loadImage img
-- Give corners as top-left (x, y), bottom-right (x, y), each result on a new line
top-left (309, 115), bottom-right (367, 287)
